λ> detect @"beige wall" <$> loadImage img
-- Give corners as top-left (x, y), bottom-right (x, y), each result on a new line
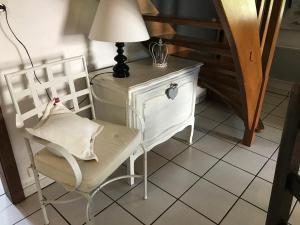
top-left (0, 0), bottom-right (148, 196)
top-left (270, 29), bottom-right (300, 82)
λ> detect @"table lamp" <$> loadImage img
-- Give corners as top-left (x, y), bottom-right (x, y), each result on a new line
top-left (89, 0), bottom-right (150, 78)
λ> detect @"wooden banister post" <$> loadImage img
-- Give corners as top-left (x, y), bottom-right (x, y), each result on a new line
top-left (0, 106), bottom-right (25, 204)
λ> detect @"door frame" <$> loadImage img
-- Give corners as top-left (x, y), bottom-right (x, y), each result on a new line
top-left (0, 106), bottom-right (24, 204)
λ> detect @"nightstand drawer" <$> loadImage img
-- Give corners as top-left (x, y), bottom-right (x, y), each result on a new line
top-left (134, 76), bottom-right (196, 142)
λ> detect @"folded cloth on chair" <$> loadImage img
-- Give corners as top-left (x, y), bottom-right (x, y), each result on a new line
top-left (26, 99), bottom-right (103, 161)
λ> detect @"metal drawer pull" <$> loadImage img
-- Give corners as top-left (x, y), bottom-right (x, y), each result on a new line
top-left (166, 83), bottom-right (178, 100)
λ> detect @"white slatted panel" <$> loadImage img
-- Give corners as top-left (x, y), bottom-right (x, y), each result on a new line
top-left (64, 61), bottom-right (79, 111)
top-left (46, 67), bottom-right (58, 97)
top-left (25, 71), bottom-right (43, 118)
top-left (4, 55), bottom-right (94, 127)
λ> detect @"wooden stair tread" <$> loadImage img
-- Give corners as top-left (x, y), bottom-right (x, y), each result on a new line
top-left (199, 67), bottom-right (239, 89)
top-left (143, 14), bottom-right (222, 29)
top-left (172, 50), bottom-right (235, 71)
top-left (155, 34), bottom-right (232, 56)
top-left (199, 79), bottom-right (243, 118)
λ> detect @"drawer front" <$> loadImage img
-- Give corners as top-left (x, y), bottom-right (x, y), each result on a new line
top-left (134, 74), bottom-right (197, 142)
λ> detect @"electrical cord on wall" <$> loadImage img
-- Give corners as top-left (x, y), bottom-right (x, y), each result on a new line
top-left (1, 4), bottom-right (51, 100)
top-left (0, 4), bottom-right (114, 110)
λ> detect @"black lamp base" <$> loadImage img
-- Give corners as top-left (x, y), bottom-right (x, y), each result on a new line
top-left (113, 42), bottom-right (129, 78)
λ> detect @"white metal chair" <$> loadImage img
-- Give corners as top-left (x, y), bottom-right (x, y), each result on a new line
top-left (4, 55), bottom-right (147, 225)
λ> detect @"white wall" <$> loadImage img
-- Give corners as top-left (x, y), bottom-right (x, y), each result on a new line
top-left (0, 0), bottom-right (148, 196)
top-left (270, 29), bottom-right (300, 82)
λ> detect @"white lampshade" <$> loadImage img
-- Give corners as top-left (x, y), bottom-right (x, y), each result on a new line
top-left (89, 0), bottom-right (150, 43)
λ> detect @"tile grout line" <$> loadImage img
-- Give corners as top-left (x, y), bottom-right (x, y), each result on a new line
top-left (13, 190), bottom-right (72, 225)
top-left (261, 95), bottom-right (289, 129)
top-left (217, 138), bottom-right (281, 225)
top-left (13, 97), bottom-right (287, 225)
top-left (289, 201), bottom-right (298, 221)
top-left (149, 115), bottom-right (241, 225)
top-left (99, 188), bottom-right (146, 225)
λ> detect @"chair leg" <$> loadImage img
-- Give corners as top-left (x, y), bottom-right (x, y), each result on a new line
top-left (33, 168), bottom-right (49, 225)
top-left (85, 194), bottom-right (95, 225)
top-left (189, 124), bottom-right (194, 145)
top-left (127, 155), bottom-right (135, 186)
top-left (143, 148), bottom-right (148, 200)
top-left (24, 138), bottom-right (49, 225)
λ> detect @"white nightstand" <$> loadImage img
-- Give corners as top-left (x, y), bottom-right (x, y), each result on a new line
top-left (90, 56), bottom-right (202, 182)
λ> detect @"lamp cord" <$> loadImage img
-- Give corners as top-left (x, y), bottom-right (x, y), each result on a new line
top-left (3, 8), bottom-right (52, 100)
top-left (2, 6), bottom-right (113, 110)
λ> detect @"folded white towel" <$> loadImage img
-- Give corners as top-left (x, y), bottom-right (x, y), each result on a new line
top-left (27, 99), bottom-right (103, 161)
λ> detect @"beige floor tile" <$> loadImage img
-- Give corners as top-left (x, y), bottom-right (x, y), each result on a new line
top-left (173, 147), bottom-right (218, 176)
top-left (264, 93), bottom-right (286, 105)
top-left (118, 182), bottom-right (176, 225)
top-left (242, 177), bottom-right (272, 211)
top-left (195, 101), bottom-right (212, 115)
top-left (271, 105), bottom-right (288, 118)
top-left (257, 125), bottom-right (283, 143)
top-left (0, 179), bottom-right (4, 196)
top-left (271, 149), bottom-right (278, 161)
top-left (289, 202), bottom-right (300, 225)
top-left (220, 199), bottom-right (266, 225)
top-left (173, 127), bottom-right (206, 144)
top-left (210, 124), bottom-right (244, 144)
top-left (268, 79), bottom-right (292, 92)
top-left (95, 203), bottom-right (142, 225)
top-left (223, 146), bottom-right (268, 175)
top-left (153, 201), bottom-right (215, 225)
top-left (193, 135), bottom-right (235, 159)
top-left (55, 191), bottom-right (113, 225)
top-left (194, 116), bottom-right (220, 133)
top-left (15, 205), bottom-right (68, 225)
top-left (262, 102), bottom-right (277, 114)
top-left (181, 179), bottom-right (237, 223)
top-left (264, 114), bottom-right (285, 129)
top-left (0, 195), bottom-right (12, 213)
top-left (267, 86), bottom-right (290, 96)
top-left (135, 151), bottom-right (168, 175)
top-left (200, 106), bottom-right (231, 123)
top-left (102, 165), bottom-right (141, 201)
top-left (258, 160), bottom-right (277, 183)
top-left (149, 162), bottom-right (198, 197)
top-left (204, 161), bottom-right (254, 196)
top-left (0, 193), bottom-right (43, 225)
top-left (0, 205), bottom-right (25, 225)
top-left (223, 115), bottom-right (245, 131)
top-left (152, 138), bottom-right (188, 160)
top-left (43, 182), bottom-right (68, 200)
top-left (238, 136), bottom-right (278, 158)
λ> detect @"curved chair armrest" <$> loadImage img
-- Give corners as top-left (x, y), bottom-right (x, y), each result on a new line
top-left (22, 129), bottom-right (83, 190)
top-left (91, 86), bottom-right (145, 134)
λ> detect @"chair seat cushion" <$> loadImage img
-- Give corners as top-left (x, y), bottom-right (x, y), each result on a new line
top-left (34, 120), bottom-right (141, 193)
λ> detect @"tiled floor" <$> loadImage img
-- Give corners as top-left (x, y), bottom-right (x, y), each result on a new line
top-left (1, 79), bottom-right (299, 225)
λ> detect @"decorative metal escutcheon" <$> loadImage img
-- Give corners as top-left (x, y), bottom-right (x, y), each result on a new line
top-left (166, 83), bottom-right (178, 100)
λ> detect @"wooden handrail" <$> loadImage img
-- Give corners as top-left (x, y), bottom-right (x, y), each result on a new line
top-left (143, 14), bottom-right (222, 30)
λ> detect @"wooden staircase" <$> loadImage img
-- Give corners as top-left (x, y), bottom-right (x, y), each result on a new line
top-left (138, 0), bottom-right (286, 146)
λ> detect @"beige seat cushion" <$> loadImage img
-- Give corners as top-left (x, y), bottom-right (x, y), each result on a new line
top-left (34, 120), bottom-right (141, 193)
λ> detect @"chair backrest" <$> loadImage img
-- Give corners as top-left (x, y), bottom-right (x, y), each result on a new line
top-left (4, 55), bottom-right (95, 128)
